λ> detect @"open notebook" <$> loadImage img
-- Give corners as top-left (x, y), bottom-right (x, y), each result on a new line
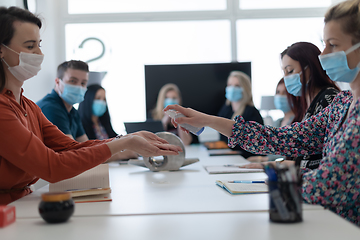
top-left (49, 164), bottom-right (111, 203)
top-left (216, 180), bottom-right (268, 195)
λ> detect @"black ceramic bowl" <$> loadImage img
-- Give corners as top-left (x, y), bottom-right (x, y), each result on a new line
top-left (38, 192), bottom-right (74, 223)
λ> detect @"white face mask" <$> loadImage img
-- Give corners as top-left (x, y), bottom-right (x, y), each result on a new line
top-left (1, 44), bottom-right (44, 82)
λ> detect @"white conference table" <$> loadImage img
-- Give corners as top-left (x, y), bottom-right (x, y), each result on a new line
top-left (11, 145), bottom-right (322, 219)
top-left (2, 211), bottom-right (359, 240)
top-left (3, 145), bottom-right (359, 239)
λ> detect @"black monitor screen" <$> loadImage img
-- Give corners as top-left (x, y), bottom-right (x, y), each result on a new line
top-left (145, 62), bottom-right (251, 118)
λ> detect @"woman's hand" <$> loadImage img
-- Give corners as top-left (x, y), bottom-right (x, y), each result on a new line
top-left (106, 131), bottom-right (182, 158)
top-left (131, 131), bottom-right (169, 145)
top-left (121, 134), bottom-right (182, 157)
top-left (163, 104), bottom-right (235, 137)
top-left (163, 104), bottom-right (211, 132)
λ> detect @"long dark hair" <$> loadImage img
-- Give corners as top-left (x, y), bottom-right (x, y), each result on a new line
top-left (0, 7), bottom-right (42, 93)
top-left (78, 84), bottom-right (117, 139)
top-left (281, 42), bottom-right (340, 123)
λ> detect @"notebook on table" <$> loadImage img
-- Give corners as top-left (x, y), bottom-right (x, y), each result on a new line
top-left (49, 164), bottom-right (112, 203)
top-left (215, 180), bottom-right (268, 195)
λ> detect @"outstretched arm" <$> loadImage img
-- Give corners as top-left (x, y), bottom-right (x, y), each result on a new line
top-left (0, 101), bottom-right (181, 184)
top-left (163, 105), bottom-right (235, 137)
top-left (164, 104), bottom-right (329, 158)
top-left (106, 134), bottom-right (182, 158)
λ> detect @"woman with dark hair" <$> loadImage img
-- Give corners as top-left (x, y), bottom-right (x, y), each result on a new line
top-left (166, 0), bottom-right (360, 225)
top-left (78, 85), bottom-right (138, 160)
top-left (78, 84), bottom-right (117, 140)
top-left (0, 6), bottom-right (181, 205)
top-left (0, 6), bottom-right (42, 93)
top-left (281, 42), bottom-right (340, 123)
top-left (280, 42), bottom-right (340, 169)
top-left (245, 42), bottom-right (340, 169)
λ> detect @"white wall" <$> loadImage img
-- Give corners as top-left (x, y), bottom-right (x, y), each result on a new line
top-left (22, 0), bottom-right (63, 102)
top-left (0, 0), bottom-right (21, 7)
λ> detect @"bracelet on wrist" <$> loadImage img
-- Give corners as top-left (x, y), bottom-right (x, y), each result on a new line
top-left (113, 134), bottom-right (126, 152)
top-left (115, 134), bottom-right (123, 139)
top-left (113, 134), bottom-right (123, 142)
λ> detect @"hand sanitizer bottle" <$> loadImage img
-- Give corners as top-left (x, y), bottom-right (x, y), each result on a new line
top-left (165, 110), bottom-right (204, 136)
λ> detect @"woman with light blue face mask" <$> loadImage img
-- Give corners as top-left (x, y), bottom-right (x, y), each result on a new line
top-left (217, 71), bottom-right (263, 158)
top-left (163, 97), bottom-right (179, 109)
top-left (273, 42), bottom-right (341, 170)
top-left (219, 71), bottom-right (262, 123)
top-left (281, 42), bottom-right (340, 124)
top-left (151, 83), bottom-right (194, 146)
top-left (78, 85), bottom-right (116, 140)
top-left (78, 84), bottom-right (140, 160)
top-left (0, 6), bottom-right (182, 205)
top-left (319, 42), bottom-right (360, 83)
top-left (163, 0), bottom-right (360, 225)
top-left (235, 35), bottom-right (351, 176)
top-left (273, 78), bottom-right (294, 127)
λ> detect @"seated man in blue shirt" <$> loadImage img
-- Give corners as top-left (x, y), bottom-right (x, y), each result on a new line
top-left (37, 60), bottom-right (89, 142)
top-left (37, 60), bottom-right (138, 160)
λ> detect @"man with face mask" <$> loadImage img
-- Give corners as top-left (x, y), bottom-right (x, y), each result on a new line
top-left (37, 60), bottom-right (89, 142)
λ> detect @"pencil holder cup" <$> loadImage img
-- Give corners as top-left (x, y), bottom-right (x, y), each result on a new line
top-left (268, 181), bottom-right (302, 223)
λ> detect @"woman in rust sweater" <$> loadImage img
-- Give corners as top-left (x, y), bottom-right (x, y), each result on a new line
top-left (0, 7), bottom-right (181, 205)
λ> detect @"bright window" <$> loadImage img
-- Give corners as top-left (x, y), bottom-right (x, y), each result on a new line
top-left (239, 0), bottom-right (331, 9)
top-left (66, 20), bottom-right (231, 134)
top-left (68, 0), bottom-right (226, 14)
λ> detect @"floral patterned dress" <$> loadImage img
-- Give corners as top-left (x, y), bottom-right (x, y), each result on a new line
top-left (228, 91), bottom-right (360, 226)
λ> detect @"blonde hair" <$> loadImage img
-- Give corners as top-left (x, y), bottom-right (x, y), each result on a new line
top-left (226, 71), bottom-right (254, 119)
top-left (325, 0), bottom-right (360, 44)
top-left (152, 83), bottom-right (182, 120)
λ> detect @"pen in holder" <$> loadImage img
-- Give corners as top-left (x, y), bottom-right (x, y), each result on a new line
top-left (265, 164), bottom-right (302, 223)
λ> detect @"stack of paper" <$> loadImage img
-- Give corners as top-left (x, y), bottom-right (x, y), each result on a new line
top-left (49, 164), bottom-right (111, 203)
